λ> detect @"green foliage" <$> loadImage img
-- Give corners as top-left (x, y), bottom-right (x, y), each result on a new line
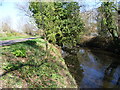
top-left (1, 38), bottom-right (77, 88)
top-left (29, 2), bottom-right (84, 47)
top-left (11, 46), bottom-right (26, 57)
top-left (97, 1), bottom-right (118, 39)
top-left (3, 63), bottom-right (15, 71)
top-left (11, 49), bottom-right (26, 57)
top-left (3, 62), bottom-right (23, 71)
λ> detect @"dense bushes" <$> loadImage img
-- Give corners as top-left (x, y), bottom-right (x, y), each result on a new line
top-left (29, 2), bottom-right (84, 47)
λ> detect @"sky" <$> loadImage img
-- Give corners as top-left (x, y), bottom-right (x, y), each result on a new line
top-left (0, 0), bottom-right (116, 32)
top-left (0, 1), bottom-right (29, 32)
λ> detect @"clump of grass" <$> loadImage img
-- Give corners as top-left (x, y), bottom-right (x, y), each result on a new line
top-left (0, 38), bottom-right (77, 88)
top-left (11, 48), bottom-right (26, 57)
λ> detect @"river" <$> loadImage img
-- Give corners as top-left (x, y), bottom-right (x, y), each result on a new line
top-left (62, 47), bottom-right (120, 88)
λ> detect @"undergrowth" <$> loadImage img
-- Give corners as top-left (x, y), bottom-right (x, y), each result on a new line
top-left (0, 38), bottom-right (77, 88)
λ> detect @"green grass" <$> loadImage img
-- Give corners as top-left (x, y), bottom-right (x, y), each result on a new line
top-left (0, 36), bottom-right (31, 41)
top-left (0, 38), bottom-right (77, 88)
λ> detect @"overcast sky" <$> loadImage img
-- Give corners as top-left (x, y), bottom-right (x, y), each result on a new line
top-left (0, 0), bottom-right (109, 32)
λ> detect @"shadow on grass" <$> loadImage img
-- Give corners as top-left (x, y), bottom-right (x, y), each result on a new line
top-left (10, 38), bottom-right (44, 48)
top-left (0, 61), bottom-right (46, 77)
top-left (20, 40), bottom-right (39, 49)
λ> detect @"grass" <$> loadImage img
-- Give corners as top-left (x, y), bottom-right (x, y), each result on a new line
top-left (0, 38), bottom-right (77, 88)
top-left (0, 36), bottom-right (31, 41)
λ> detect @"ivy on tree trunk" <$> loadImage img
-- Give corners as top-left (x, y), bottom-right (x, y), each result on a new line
top-left (29, 2), bottom-right (84, 47)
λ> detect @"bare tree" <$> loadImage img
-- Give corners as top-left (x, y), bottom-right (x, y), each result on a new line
top-left (1, 17), bottom-right (13, 33)
top-left (15, 2), bottom-right (32, 17)
top-left (22, 22), bottom-right (40, 36)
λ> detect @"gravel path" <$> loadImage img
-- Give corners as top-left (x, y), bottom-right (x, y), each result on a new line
top-left (0, 37), bottom-right (39, 46)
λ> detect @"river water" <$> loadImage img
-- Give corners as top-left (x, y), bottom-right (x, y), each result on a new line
top-left (62, 47), bottom-right (120, 88)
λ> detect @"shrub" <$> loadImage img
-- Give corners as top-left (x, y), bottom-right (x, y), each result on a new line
top-left (11, 48), bottom-right (26, 57)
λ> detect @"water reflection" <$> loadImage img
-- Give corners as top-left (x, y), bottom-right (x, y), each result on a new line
top-left (63, 48), bottom-right (120, 88)
top-left (63, 53), bottom-right (84, 86)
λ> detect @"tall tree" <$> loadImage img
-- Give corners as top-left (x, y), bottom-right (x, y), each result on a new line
top-left (97, 1), bottom-right (119, 40)
top-left (118, 1), bottom-right (120, 36)
top-left (29, 2), bottom-right (84, 47)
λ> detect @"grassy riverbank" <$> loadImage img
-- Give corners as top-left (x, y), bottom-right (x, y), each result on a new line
top-left (0, 38), bottom-right (77, 88)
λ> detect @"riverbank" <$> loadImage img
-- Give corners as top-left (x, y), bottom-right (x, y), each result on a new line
top-left (79, 36), bottom-right (120, 54)
top-left (0, 38), bottom-right (77, 88)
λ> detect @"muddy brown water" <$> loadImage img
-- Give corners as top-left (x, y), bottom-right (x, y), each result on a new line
top-left (62, 47), bottom-right (120, 88)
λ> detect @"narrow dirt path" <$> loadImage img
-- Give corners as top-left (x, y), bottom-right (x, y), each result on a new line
top-left (0, 37), bottom-right (39, 46)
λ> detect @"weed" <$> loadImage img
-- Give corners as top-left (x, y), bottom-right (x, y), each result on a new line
top-left (11, 48), bottom-right (26, 57)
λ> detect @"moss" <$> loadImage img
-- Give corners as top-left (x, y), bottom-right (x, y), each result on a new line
top-left (0, 38), bottom-right (77, 88)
